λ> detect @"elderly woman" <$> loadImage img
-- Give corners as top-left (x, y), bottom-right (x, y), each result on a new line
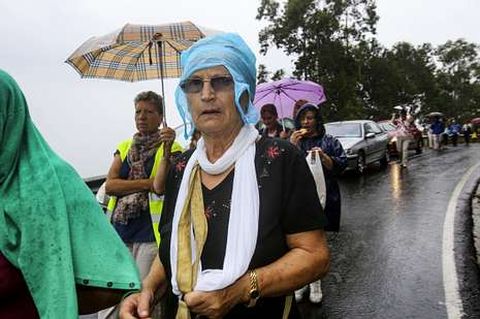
top-left (290, 103), bottom-right (347, 303)
top-left (0, 69), bottom-right (140, 318)
top-left (258, 103), bottom-right (289, 138)
top-left (105, 91), bottom-right (183, 280)
top-left (120, 33), bottom-right (330, 319)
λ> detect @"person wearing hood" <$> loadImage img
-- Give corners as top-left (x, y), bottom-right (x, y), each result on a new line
top-left (448, 119), bottom-right (462, 147)
top-left (289, 103), bottom-right (347, 303)
top-left (0, 69), bottom-right (141, 318)
top-left (119, 33), bottom-right (330, 319)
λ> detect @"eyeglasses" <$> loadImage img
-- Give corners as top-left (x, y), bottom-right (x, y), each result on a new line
top-left (180, 76), bottom-right (234, 94)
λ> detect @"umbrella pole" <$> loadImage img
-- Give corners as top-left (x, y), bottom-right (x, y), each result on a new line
top-left (157, 41), bottom-right (167, 127)
top-left (278, 93), bottom-right (286, 131)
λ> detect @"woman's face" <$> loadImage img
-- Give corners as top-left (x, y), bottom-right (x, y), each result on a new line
top-left (135, 101), bottom-right (162, 135)
top-left (300, 110), bottom-right (318, 136)
top-left (261, 111), bottom-right (277, 129)
top-left (186, 65), bottom-right (242, 136)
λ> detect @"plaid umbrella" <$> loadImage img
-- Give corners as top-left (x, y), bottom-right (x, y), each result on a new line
top-left (65, 21), bottom-right (206, 124)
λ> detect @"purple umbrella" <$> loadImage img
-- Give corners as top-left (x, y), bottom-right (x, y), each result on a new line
top-left (254, 78), bottom-right (327, 120)
top-left (471, 117), bottom-right (480, 126)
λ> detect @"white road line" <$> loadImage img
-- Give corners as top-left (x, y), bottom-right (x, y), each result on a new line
top-left (443, 162), bottom-right (480, 319)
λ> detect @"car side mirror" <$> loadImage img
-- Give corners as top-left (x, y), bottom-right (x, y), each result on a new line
top-left (365, 132), bottom-right (375, 139)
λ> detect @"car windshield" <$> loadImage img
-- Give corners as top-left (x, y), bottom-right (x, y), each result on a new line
top-left (325, 123), bottom-right (362, 137)
top-left (378, 122), bottom-right (396, 131)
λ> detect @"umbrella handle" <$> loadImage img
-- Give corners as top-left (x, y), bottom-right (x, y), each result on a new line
top-left (156, 41), bottom-right (167, 127)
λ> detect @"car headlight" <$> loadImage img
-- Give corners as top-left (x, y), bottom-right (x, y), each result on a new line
top-left (345, 148), bottom-right (353, 155)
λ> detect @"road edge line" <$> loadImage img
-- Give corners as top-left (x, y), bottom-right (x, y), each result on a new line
top-left (443, 162), bottom-right (480, 319)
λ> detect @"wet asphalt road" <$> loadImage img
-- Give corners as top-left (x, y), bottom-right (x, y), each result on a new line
top-left (299, 144), bottom-right (480, 319)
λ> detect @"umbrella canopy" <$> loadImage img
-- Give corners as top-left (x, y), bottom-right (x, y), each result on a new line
top-left (253, 78), bottom-right (326, 119)
top-left (65, 21), bottom-right (205, 82)
top-left (65, 21), bottom-right (206, 125)
top-left (471, 117), bottom-right (480, 126)
top-left (425, 112), bottom-right (444, 118)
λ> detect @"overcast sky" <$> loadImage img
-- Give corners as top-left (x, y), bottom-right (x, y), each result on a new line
top-left (1, 0), bottom-right (479, 178)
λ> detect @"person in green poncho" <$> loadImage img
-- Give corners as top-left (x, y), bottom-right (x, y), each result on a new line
top-left (0, 69), bottom-right (141, 318)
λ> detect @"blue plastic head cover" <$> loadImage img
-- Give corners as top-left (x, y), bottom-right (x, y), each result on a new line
top-left (175, 33), bottom-right (259, 138)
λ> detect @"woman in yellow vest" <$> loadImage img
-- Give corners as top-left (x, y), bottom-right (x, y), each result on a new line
top-left (105, 91), bottom-right (182, 281)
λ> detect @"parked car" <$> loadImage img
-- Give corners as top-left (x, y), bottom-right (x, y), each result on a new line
top-left (377, 120), bottom-right (423, 156)
top-left (325, 120), bottom-right (389, 174)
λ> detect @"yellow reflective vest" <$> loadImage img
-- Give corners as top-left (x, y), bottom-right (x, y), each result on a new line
top-left (107, 139), bottom-right (183, 245)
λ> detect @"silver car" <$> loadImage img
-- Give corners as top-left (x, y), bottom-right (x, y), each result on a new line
top-left (325, 120), bottom-right (390, 173)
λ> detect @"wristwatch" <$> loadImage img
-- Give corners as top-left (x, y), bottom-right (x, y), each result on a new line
top-left (246, 270), bottom-right (260, 308)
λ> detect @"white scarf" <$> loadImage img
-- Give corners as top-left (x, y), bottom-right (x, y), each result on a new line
top-left (170, 124), bottom-right (260, 295)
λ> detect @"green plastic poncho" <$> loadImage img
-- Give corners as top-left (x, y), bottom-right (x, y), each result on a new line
top-left (0, 69), bottom-right (140, 318)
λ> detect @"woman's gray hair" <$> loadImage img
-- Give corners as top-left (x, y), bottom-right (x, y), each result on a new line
top-left (134, 91), bottom-right (163, 116)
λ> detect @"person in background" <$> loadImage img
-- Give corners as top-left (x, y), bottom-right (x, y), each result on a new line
top-left (430, 117), bottom-right (445, 150)
top-left (463, 123), bottom-right (472, 146)
top-left (258, 103), bottom-right (289, 139)
top-left (425, 118), bottom-right (434, 149)
top-left (391, 112), bottom-right (401, 126)
top-left (0, 69), bottom-right (140, 318)
top-left (448, 119), bottom-right (462, 147)
top-left (120, 33), bottom-right (330, 319)
top-left (394, 110), bottom-right (415, 168)
top-left (289, 103), bottom-right (347, 303)
top-left (103, 91), bottom-right (183, 317)
top-left (292, 99), bottom-right (308, 119)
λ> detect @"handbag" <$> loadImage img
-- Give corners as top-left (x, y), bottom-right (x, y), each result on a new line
top-left (306, 150), bottom-right (326, 209)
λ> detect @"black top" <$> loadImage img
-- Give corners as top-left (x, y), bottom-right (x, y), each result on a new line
top-left (201, 169), bottom-right (234, 270)
top-left (159, 137), bottom-right (326, 318)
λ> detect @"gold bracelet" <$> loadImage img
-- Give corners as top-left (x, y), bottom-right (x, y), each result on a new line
top-left (246, 270), bottom-right (260, 308)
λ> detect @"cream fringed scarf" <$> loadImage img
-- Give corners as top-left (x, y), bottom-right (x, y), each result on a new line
top-left (170, 125), bottom-right (260, 318)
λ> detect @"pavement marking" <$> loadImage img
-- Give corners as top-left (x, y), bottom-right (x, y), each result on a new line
top-left (442, 161), bottom-right (480, 319)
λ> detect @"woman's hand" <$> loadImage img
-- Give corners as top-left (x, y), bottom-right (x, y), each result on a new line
top-left (184, 274), bottom-right (249, 319)
top-left (279, 130), bottom-right (289, 139)
top-left (290, 129), bottom-right (307, 146)
top-left (119, 256), bottom-right (167, 318)
top-left (309, 147), bottom-right (334, 170)
top-left (159, 127), bottom-right (176, 154)
top-left (118, 290), bottom-right (155, 319)
top-left (309, 146), bottom-right (324, 157)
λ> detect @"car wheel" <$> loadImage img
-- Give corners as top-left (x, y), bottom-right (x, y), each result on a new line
top-left (380, 148), bottom-right (390, 167)
top-left (356, 152), bottom-right (366, 174)
top-left (416, 139), bottom-right (423, 154)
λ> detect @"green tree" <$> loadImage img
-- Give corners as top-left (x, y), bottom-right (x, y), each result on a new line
top-left (256, 0), bottom-right (379, 121)
top-left (257, 63), bottom-right (270, 84)
top-left (434, 39), bottom-right (480, 121)
top-left (362, 42), bottom-right (437, 120)
top-left (256, 1), bottom-right (480, 123)
top-left (271, 68), bottom-right (286, 80)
